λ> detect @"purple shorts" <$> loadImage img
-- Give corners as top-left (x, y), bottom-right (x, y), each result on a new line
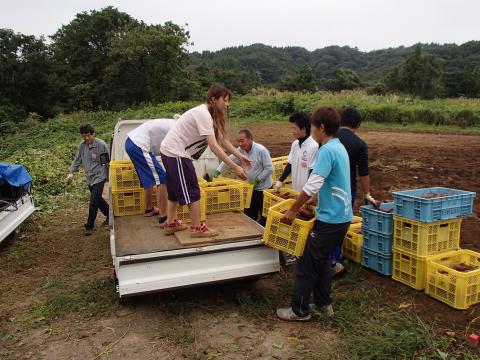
top-left (160, 153), bottom-right (200, 206)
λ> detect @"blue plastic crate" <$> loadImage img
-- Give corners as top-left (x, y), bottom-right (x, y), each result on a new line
top-left (362, 248), bottom-right (393, 276)
top-left (362, 228), bottom-right (393, 255)
top-left (360, 202), bottom-right (394, 235)
top-left (392, 187), bottom-right (476, 222)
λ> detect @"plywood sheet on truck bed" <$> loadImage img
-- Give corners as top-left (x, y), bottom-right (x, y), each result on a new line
top-left (114, 212), bottom-right (263, 256)
top-left (174, 212), bottom-right (263, 246)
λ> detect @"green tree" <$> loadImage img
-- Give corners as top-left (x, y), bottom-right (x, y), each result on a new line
top-left (400, 44), bottom-right (444, 98)
top-left (279, 65), bottom-right (317, 92)
top-left (104, 21), bottom-right (191, 107)
top-left (0, 28), bottom-right (54, 128)
top-left (323, 67), bottom-right (362, 91)
top-left (50, 7), bottom-right (138, 110)
top-left (297, 64), bottom-right (317, 92)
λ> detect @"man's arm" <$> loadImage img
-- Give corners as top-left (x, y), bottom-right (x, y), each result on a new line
top-left (359, 175), bottom-right (370, 195)
top-left (207, 135), bottom-right (247, 179)
top-left (221, 137), bottom-right (251, 169)
top-left (257, 149), bottom-right (274, 182)
top-left (283, 174), bottom-right (325, 221)
top-left (67, 144), bottom-right (82, 183)
top-left (69, 144), bottom-right (82, 173)
top-left (278, 163), bottom-right (292, 182)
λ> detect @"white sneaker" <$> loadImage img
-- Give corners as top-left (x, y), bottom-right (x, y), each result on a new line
top-left (284, 254), bottom-right (299, 266)
top-left (331, 262), bottom-right (345, 277)
top-left (310, 304), bottom-right (335, 317)
top-left (276, 307), bottom-right (311, 322)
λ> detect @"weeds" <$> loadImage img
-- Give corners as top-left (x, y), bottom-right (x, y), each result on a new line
top-left (316, 281), bottom-right (476, 359)
top-left (28, 277), bottom-right (117, 323)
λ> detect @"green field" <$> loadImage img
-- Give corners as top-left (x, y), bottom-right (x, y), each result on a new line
top-left (1, 90), bottom-right (480, 213)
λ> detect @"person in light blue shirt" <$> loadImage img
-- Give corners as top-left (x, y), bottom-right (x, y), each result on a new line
top-left (313, 137), bottom-right (353, 223)
top-left (277, 106), bottom-right (352, 322)
top-left (213, 129), bottom-right (273, 224)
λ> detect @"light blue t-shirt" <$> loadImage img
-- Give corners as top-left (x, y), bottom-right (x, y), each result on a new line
top-left (313, 138), bottom-right (353, 224)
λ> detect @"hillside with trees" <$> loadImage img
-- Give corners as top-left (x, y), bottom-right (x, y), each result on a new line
top-left (1, 6), bottom-right (479, 134)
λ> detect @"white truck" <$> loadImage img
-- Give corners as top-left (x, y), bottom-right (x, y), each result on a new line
top-left (109, 120), bottom-right (280, 301)
top-left (0, 166), bottom-right (35, 244)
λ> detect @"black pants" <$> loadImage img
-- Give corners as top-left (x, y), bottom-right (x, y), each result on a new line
top-left (86, 180), bottom-right (109, 230)
top-left (244, 190), bottom-right (266, 226)
top-left (291, 220), bottom-right (350, 317)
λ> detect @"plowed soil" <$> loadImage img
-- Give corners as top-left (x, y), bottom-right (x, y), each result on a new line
top-left (1, 124), bottom-right (479, 359)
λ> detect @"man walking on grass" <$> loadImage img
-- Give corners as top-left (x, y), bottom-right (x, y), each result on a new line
top-left (67, 123), bottom-right (110, 236)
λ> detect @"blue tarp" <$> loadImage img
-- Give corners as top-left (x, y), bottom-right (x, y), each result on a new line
top-left (0, 164), bottom-right (32, 191)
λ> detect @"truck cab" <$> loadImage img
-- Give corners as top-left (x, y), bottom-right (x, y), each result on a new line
top-left (109, 120), bottom-right (280, 300)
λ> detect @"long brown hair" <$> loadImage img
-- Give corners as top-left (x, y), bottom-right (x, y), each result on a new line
top-left (206, 85), bottom-right (232, 141)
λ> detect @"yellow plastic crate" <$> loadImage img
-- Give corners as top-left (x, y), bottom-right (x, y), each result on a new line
top-left (110, 160), bottom-right (141, 191)
top-left (213, 177), bottom-right (253, 209)
top-left (272, 159), bottom-right (292, 184)
top-left (352, 215), bottom-right (362, 224)
top-left (393, 216), bottom-right (461, 257)
top-left (176, 195), bottom-right (206, 223)
top-left (283, 179), bottom-right (293, 189)
top-left (151, 187), bottom-right (206, 223)
top-left (262, 188), bottom-right (299, 217)
top-left (342, 223), bottom-right (363, 263)
top-left (426, 250), bottom-right (480, 309)
top-left (272, 156), bottom-right (289, 163)
top-left (263, 199), bottom-right (316, 256)
top-left (112, 189), bottom-right (144, 216)
top-left (392, 248), bottom-right (429, 290)
top-left (199, 179), bottom-right (244, 214)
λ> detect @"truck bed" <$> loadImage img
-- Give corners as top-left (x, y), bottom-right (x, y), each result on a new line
top-left (114, 212), bottom-right (264, 257)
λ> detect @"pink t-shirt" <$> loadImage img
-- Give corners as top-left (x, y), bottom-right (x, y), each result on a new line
top-left (160, 104), bottom-right (215, 159)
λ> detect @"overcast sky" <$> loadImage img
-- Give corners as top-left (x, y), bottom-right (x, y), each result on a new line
top-left (1, 0), bottom-right (479, 52)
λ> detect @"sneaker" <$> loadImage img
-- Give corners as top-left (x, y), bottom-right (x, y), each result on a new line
top-left (84, 228), bottom-right (94, 236)
top-left (190, 223), bottom-right (219, 238)
top-left (158, 216), bottom-right (168, 228)
top-left (276, 307), bottom-right (311, 322)
top-left (284, 254), bottom-right (299, 266)
top-left (102, 218), bottom-right (109, 227)
top-left (331, 263), bottom-right (346, 277)
top-left (310, 304), bottom-right (335, 317)
top-left (144, 207), bottom-right (160, 217)
top-left (164, 220), bottom-right (187, 235)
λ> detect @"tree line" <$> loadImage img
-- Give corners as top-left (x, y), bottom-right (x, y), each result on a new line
top-left (1, 6), bottom-right (479, 134)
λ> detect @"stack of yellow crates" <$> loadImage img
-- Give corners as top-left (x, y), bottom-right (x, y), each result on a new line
top-left (390, 187), bottom-right (478, 309)
top-left (110, 159), bottom-right (212, 221)
top-left (110, 160), bottom-right (144, 216)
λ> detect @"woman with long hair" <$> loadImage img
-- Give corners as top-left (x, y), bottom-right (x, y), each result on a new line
top-left (160, 85), bottom-right (250, 237)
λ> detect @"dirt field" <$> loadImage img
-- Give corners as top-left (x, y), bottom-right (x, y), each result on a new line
top-left (1, 125), bottom-right (480, 359)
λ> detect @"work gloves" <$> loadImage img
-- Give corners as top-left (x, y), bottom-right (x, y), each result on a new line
top-left (274, 181), bottom-right (283, 192)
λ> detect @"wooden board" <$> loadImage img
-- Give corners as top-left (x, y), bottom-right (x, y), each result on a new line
top-left (175, 212), bottom-right (263, 246)
top-left (114, 211), bottom-right (263, 256)
top-left (115, 215), bottom-right (180, 256)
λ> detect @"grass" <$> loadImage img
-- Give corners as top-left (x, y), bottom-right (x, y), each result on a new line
top-left (28, 276), bottom-right (117, 324)
top-left (315, 266), bottom-right (478, 360)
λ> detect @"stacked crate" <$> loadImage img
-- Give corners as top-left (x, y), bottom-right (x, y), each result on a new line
top-left (271, 156), bottom-right (292, 188)
top-left (341, 217), bottom-right (363, 263)
top-left (110, 160), bottom-right (144, 216)
top-left (360, 202), bottom-right (395, 275)
top-left (110, 160), bottom-right (212, 220)
top-left (391, 187), bottom-right (476, 297)
top-left (262, 199), bottom-right (316, 256)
